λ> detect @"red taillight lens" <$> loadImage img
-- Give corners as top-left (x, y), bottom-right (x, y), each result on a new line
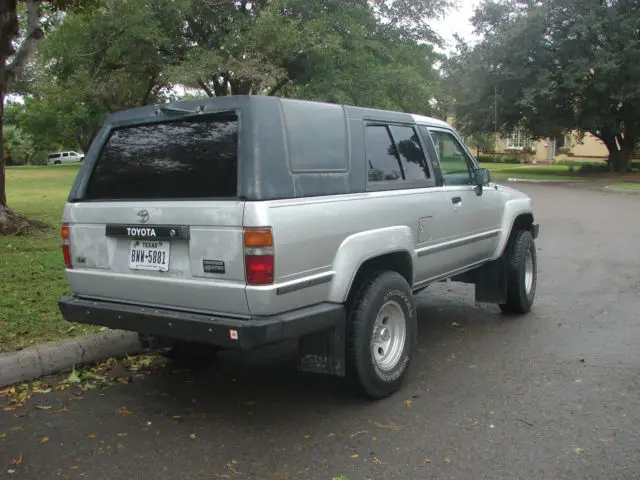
top-left (245, 255), bottom-right (274, 286)
top-left (62, 244), bottom-right (72, 269)
top-left (61, 223), bottom-right (72, 269)
top-left (244, 227), bottom-right (274, 286)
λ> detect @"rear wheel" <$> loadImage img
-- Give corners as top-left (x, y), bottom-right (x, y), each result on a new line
top-left (54, 161), bottom-right (61, 165)
top-left (499, 230), bottom-right (537, 314)
top-left (347, 271), bottom-right (417, 399)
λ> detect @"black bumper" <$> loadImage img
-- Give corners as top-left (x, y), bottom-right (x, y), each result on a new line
top-left (58, 296), bottom-right (345, 350)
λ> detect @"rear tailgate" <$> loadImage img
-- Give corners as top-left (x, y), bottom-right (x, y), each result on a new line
top-left (63, 111), bottom-right (250, 317)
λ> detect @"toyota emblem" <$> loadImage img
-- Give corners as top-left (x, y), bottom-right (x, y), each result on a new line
top-left (137, 209), bottom-right (150, 224)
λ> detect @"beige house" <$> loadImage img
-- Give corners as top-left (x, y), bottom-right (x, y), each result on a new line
top-left (445, 117), bottom-right (608, 162)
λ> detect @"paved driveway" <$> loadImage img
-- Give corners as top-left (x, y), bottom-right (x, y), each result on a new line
top-left (2, 184), bottom-right (640, 480)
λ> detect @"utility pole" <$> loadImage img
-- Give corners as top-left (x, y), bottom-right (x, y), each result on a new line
top-left (494, 86), bottom-right (498, 151)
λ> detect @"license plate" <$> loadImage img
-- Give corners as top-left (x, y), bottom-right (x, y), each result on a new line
top-left (129, 240), bottom-right (170, 272)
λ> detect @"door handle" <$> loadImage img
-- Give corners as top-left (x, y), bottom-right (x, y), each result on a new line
top-left (451, 196), bottom-right (462, 204)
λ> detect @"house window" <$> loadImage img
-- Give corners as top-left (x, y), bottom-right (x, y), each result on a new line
top-left (505, 129), bottom-right (536, 151)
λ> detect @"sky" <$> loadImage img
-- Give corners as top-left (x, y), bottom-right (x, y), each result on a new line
top-left (430, 0), bottom-right (482, 53)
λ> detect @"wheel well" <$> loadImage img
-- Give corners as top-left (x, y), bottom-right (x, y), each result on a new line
top-left (506, 213), bottom-right (534, 251)
top-left (346, 251), bottom-right (413, 305)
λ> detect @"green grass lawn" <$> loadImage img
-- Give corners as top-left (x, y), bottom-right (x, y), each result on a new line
top-left (608, 183), bottom-right (640, 190)
top-left (485, 165), bottom-right (584, 180)
top-left (0, 164), bottom-right (99, 353)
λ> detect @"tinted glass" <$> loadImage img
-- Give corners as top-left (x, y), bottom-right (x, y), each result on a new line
top-left (49, 154), bottom-right (60, 159)
top-left (366, 126), bottom-right (402, 182)
top-left (283, 101), bottom-right (347, 172)
top-left (429, 130), bottom-right (472, 186)
top-left (388, 125), bottom-right (430, 181)
top-left (85, 114), bottom-right (238, 200)
top-left (62, 153), bottom-right (69, 157)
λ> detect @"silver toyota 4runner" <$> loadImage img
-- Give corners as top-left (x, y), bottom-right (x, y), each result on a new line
top-left (58, 96), bottom-right (539, 399)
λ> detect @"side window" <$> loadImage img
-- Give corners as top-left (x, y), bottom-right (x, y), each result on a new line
top-left (388, 125), bottom-right (430, 181)
top-left (62, 152), bottom-right (69, 157)
top-left (429, 130), bottom-right (473, 186)
top-left (366, 125), bottom-right (403, 182)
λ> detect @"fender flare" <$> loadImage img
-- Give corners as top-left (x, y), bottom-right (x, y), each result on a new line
top-left (327, 226), bottom-right (415, 303)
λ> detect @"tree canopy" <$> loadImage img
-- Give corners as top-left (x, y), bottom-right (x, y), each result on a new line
top-left (1, 0), bottom-right (451, 233)
top-left (444, 0), bottom-right (640, 172)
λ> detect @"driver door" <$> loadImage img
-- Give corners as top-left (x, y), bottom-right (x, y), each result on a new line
top-left (426, 128), bottom-right (502, 270)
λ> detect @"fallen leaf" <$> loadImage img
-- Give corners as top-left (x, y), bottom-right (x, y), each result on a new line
top-left (116, 407), bottom-right (132, 416)
top-left (444, 457), bottom-right (451, 463)
top-left (35, 405), bottom-right (52, 410)
top-left (304, 435), bottom-right (311, 439)
top-left (404, 399), bottom-right (413, 409)
top-left (67, 368), bottom-right (82, 384)
top-left (350, 454), bottom-right (360, 459)
top-left (574, 448), bottom-right (584, 455)
top-left (7, 469), bottom-right (16, 474)
top-left (350, 430), bottom-right (368, 438)
top-left (40, 437), bottom-right (49, 443)
top-left (372, 456), bottom-right (383, 465)
top-left (451, 322), bottom-right (460, 327)
top-left (332, 477), bottom-right (350, 480)
top-left (327, 433), bottom-right (336, 438)
top-left (190, 433), bottom-right (197, 439)
top-left (117, 433), bottom-right (128, 437)
top-left (11, 455), bottom-right (23, 467)
top-left (370, 421), bottom-right (406, 431)
top-left (88, 433), bottom-right (97, 439)
top-left (245, 401), bottom-right (255, 406)
top-left (424, 459), bottom-right (432, 464)
top-left (0, 433), bottom-right (6, 439)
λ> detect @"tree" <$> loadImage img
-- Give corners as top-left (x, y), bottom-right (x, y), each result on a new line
top-left (466, 132), bottom-right (496, 157)
top-left (2, 124), bottom-right (37, 165)
top-left (0, 0), bottom-right (95, 234)
top-left (447, 0), bottom-right (640, 172)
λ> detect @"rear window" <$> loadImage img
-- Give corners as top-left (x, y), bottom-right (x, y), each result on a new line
top-left (85, 113), bottom-right (238, 200)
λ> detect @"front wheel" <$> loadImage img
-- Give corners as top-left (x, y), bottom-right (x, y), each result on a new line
top-left (499, 230), bottom-right (537, 314)
top-left (347, 271), bottom-right (417, 399)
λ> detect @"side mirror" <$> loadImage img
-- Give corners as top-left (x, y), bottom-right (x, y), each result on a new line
top-left (473, 168), bottom-right (491, 195)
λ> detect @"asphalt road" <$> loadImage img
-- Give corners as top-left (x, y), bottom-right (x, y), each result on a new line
top-left (2, 184), bottom-right (640, 480)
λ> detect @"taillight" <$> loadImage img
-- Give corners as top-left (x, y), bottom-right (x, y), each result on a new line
top-left (244, 227), bottom-right (274, 285)
top-left (61, 223), bottom-right (72, 269)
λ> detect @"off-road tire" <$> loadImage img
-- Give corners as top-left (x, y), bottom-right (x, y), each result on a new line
top-left (347, 271), bottom-right (417, 399)
top-left (499, 230), bottom-right (537, 314)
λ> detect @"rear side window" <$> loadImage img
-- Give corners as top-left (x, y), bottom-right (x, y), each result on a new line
top-left (366, 124), bottom-right (430, 183)
top-left (366, 125), bottom-right (403, 182)
top-left (85, 113), bottom-right (238, 200)
top-left (388, 125), bottom-right (431, 180)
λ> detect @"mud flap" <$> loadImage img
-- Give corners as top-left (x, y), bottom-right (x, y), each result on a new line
top-left (474, 258), bottom-right (508, 304)
top-left (296, 314), bottom-right (346, 377)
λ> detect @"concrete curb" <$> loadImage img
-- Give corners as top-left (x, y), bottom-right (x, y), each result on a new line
top-left (603, 185), bottom-right (640, 194)
top-left (0, 330), bottom-right (142, 387)
top-left (500, 178), bottom-right (587, 183)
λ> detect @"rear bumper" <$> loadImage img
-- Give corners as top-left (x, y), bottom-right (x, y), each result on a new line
top-left (58, 296), bottom-right (345, 350)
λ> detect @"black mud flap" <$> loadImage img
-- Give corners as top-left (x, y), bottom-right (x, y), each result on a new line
top-left (296, 314), bottom-right (346, 377)
top-left (474, 257), bottom-right (508, 304)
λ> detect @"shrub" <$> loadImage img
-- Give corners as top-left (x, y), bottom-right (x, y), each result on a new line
top-left (478, 154), bottom-right (529, 164)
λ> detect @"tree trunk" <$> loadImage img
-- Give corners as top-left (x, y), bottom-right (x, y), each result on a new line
top-left (0, 77), bottom-right (6, 207)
